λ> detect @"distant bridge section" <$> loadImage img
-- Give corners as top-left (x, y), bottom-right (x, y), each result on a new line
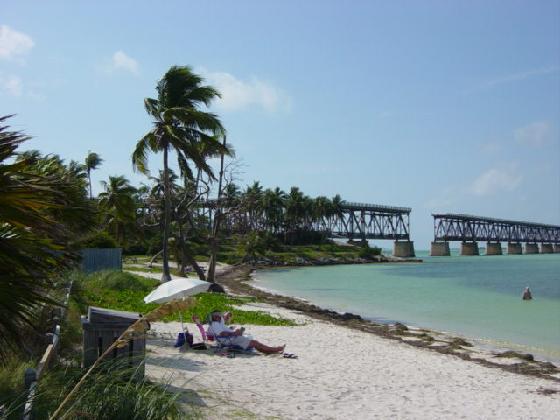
top-left (431, 213), bottom-right (560, 256)
top-left (317, 201), bottom-right (415, 257)
top-left (320, 202), bottom-right (412, 240)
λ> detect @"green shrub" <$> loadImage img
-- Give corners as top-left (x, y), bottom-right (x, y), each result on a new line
top-left (176, 292), bottom-right (295, 326)
top-left (86, 270), bottom-right (158, 292)
top-left (124, 243), bottom-right (148, 255)
top-left (79, 231), bottom-right (119, 249)
top-left (358, 246), bottom-right (382, 258)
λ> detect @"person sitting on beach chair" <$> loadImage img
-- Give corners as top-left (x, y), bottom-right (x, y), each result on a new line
top-left (202, 311), bottom-right (285, 354)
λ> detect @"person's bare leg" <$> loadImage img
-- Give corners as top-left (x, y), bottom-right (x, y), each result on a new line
top-left (249, 340), bottom-right (285, 354)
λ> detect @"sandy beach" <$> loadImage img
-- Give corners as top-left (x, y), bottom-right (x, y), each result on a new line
top-left (146, 302), bottom-right (560, 419)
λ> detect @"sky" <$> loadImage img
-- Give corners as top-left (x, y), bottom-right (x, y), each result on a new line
top-left (1, 0), bottom-right (559, 248)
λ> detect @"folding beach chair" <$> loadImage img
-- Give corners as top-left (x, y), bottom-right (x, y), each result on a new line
top-left (197, 312), bottom-right (255, 354)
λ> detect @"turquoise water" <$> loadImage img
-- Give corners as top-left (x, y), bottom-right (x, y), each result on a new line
top-left (255, 253), bottom-right (560, 361)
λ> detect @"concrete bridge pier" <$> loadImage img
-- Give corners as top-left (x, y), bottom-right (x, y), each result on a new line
top-left (460, 241), bottom-right (479, 256)
top-left (524, 243), bottom-right (539, 254)
top-left (554, 244), bottom-right (560, 253)
top-left (507, 242), bottom-right (522, 255)
top-left (486, 242), bottom-right (502, 255)
top-left (540, 243), bottom-right (553, 254)
top-left (430, 241), bottom-right (450, 256)
top-left (393, 241), bottom-right (415, 258)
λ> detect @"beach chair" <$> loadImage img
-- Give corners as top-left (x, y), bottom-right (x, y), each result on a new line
top-left (197, 313), bottom-right (255, 354)
top-left (192, 315), bottom-right (212, 344)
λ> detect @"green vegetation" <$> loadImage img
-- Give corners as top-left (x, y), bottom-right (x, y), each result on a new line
top-left (30, 362), bottom-right (183, 420)
top-left (0, 356), bottom-right (35, 414)
top-left (99, 175), bottom-right (138, 245)
top-left (216, 234), bottom-right (381, 265)
top-left (0, 116), bottom-right (95, 360)
top-left (75, 270), bottom-right (295, 326)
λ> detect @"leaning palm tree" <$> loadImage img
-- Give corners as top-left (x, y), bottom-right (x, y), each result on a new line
top-left (85, 151), bottom-right (103, 199)
top-left (132, 66), bottom-right (228, 282)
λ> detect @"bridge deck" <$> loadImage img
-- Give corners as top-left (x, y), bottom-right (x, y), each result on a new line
top-left (341, 201), bottom-right (411, 214)
top-left (432, 213), bottom-right (560, 229)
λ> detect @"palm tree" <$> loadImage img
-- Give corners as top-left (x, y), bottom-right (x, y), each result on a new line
top-left (285, 187), bottom-right (305, 227)
top-left (0, 115), bottom-right (77, 358)
top-left (132, 66), bottom-right (228, 282)
top-left (312, 196), bottom-right (333, 231)
top-left (262, 187), bottom-right (286, 233)
top-left (85, 151), bottom-right (103, 199)
top-left (243, 181), bottom-right (264, 229)
top-left (98, 176), bottom-right (137, 244)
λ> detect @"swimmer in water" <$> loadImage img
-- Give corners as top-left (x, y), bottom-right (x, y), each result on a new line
top-left (522, 286), bottom-right (532, 300)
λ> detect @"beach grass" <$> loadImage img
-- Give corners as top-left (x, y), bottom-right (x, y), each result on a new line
top-left (73, 270), bottom-right (295, 326)
top-left (28, 360), bottom-right (184, 420)
top-left (0, 356), bottom-right (35, 416)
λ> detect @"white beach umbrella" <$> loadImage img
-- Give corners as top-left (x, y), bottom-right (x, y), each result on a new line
top-left (144, 277), bottom-right (211, 331)
top-left (144, 277), bottom-right (211, 304)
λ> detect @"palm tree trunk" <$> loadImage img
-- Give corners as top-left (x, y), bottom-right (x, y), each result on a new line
top-left (161, 145), bottom-right (172, 282)
top-left (207, 136), bottom-right (226, 282)
top-left (88, 169), bottom-right (92, 200)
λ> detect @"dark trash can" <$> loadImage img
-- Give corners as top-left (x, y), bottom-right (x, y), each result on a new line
top-left (81, 306), bottom-right (146, 378)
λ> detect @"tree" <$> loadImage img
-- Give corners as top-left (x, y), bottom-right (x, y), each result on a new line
top-left (85, 151), bottom-right (103, 199)
top-left (243, 181), bottom-right (264, 230)
top-left (132, 66), bottom-right (228, 282)
top-left (98, 176), bottom-right (137, 245)
top-left (262, 187), bottom-right (286, 233)
top-left (0, 115), bottom-right (90, 358)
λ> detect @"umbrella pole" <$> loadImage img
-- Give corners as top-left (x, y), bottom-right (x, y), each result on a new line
top-left (179, 311), bottom-right (185, 332)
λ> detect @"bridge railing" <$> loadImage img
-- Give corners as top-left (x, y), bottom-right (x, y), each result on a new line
top-left (341, 201), bottom-right (411, 213)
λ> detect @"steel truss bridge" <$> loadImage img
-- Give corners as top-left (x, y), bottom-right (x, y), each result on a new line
top-left (315, 202), bottom-right (411, 240)
top-left (196, 200), bottom-right (412, 241)
top-left (432, 213), bottom-right (560, 243)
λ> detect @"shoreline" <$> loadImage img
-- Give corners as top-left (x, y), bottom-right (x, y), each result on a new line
top-left (247, 252), bottom-right (423, 268)
top-left (216, 263), bottom-right (560, 382)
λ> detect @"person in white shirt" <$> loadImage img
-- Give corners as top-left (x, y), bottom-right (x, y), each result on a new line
top-left (209, 311), bottom-right (285, 354)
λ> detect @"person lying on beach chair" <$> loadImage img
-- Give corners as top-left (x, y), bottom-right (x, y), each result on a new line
top-left (200, 311), bottom-right (285, 354)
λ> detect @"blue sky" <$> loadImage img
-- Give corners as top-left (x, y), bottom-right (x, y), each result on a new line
top-left (1, 0), bottom-right (559, 247)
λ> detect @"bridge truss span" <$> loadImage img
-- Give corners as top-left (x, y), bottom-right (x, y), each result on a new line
top-left (322, 202), bottom-right (412, 241)
top-left (433, 213), bottom-right (560, 244)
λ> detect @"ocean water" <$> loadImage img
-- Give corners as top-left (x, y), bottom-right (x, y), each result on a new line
top-left (255, 252), bottom-right (560, 362)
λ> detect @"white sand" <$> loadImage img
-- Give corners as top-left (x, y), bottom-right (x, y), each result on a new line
top-left (146, 303), bottom-right (560, 419)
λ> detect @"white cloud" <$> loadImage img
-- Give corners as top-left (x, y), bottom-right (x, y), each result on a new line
top-left (470, 164), bottom-right (522, 196)
top-left (482, 66), bottom-right (559, 89)
top-left (0, 25), bottom-right (34, 61)
top-left (0, 74), bottom-right (22, 96)
top-left (514, 121), bottom-right (553, 147)
top-left (199, 68), bottom-right (290, 112)
top-left (464, 66), bottom-right (559, 94)
top-left (110, 50), bottom-right (139, 74)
